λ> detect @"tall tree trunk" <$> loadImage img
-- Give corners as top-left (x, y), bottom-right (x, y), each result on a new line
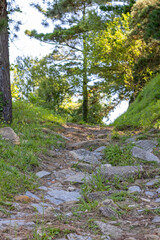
top-left (0, 0), bottom-right (12, 123)
top-left (82, 3), bottom-right (88, 122)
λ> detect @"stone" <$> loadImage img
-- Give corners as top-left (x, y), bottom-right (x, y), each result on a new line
top-left (45, 189), bottom-right (81, 205)
top-left (94, 146), bottom-right (106, 152)
top-left (145, 235), bottom-right (160, 240)
top-left (36, 171), bottom-right (51, 178)
top-left (145, 179), bottom-right (159, 187)
top-left (76, 163), bottom-right (96, 173)
top-left (140, 198), bottom-right (151, 203)
top-left (14, 195), bottom-right (32, 203)
top-left (99, 206), bottom-right (118, 218)
top-left (38, 186), bottom-right (49, 191)
top-left (64, 172), bottom-right (90, 184)
top-left (0, 127), bottom-right (20, 145)
top-left (87, 191), bottom-right (119, 202)
top-left (31, 203), bottom-right (51, 214)
top-left (128, 186), bottom-right (141, 193)
top-left (0, 219), bottom-right (35, 229)
top-left (69, 149), bottom-right (101, 164)
top-left (99, 165), bottom-right (143, 180)
top-left (152, 216), bottom-right (160, 223)
top-left (155, 198), bottom-right (160, 203)
top-left (157, 188), bottom-right (160, 194)
top-left (135, 140), bottom-right (158, 152)
top-left (131, 147), bottom-right (160, 163)
top-left (67, 139), bottom-right (109, 150)
top-left (124, 238), bottom-right (136, 240)
top-left (25, 191), bottom-right (40, 200)
top-left (145, 191), bottom-right (155, 197)
top-left (67, 233), bottom-right (93, 240)
top-left (95, 221), bottom-right (123, 239)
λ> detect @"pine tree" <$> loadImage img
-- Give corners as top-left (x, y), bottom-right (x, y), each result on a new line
top-left (26, 0), bottom-right (134, 122)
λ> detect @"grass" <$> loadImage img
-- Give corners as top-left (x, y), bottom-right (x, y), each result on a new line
top-left (113, 73), bottom-right (160, 130)
top-left (0, 101), bottom-right (66, 201)
top-left (103, 143), bottom-right (135, 166)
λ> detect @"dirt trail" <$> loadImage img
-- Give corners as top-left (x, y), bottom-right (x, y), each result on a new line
top-left (0, 124), bottom-right (160, 240)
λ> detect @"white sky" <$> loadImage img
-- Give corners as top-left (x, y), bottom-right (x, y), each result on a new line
top-left (9, 0), bottom-right (128, 123)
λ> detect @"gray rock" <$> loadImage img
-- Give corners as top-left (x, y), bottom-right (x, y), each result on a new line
top-left (94, 146), bottom-right (106, 152)
top-left (145, 191), bottom-right (155, 197)
top-left (87, 191), bottom-right (119, 202)
top-left (145, 179), bottom-right (159, 187)
top-left (38, 186), bottom-right (49, 191)
top-left (0, 220), bottom-right (35, 229)
top-left (31, 203), bottom-right (51, 214)
top-left (157, 188), bottom-right (160, 194)
top-left (128, 186), bottom-right (141, 193)
top-left (152, 216), bottom-right (160, 223)
top-left (76, 163), bottom-right (96, 173)
top-left (45, 189), bottom-right (81, 205)
top-left (25, 191), bottom-right (40, 200)
top-left (135, 140), bottom-right (158, 152)
top-left (154, 198), bottom-right (160, 203)
top-left (99, 165), bottom-right (143, 180)
top-left (67, 139), bottom-right (109, 150)
top-left (131, 147), bottom-right (160, 163)
top-left (99, 206), bottom-right (118, 218)
top-left (144, 234), bottom-right (160, 240)
top-left (0, 127), bottom-right (20, 145)
top-left (95, 221), bottom-right (123, 239)
top-left (36, 171), bottom-right (51, 178)
top-left (67, 233), bottom-right (93, 240)
top-left (64, 172), bottom-right (90, 184)
top-left (69, 149), bottom-right (101, 164)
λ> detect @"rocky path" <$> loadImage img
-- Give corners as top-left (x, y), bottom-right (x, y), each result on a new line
top-left (0, 124), bottom-right (160, 240)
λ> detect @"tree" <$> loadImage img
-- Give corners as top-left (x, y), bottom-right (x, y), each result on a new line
top-left (0, 0), bottom-right (12, 122)
top-left (26, 0), bottom-right (133, 122)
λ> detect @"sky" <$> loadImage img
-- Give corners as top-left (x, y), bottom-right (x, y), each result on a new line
top-left (9, 0), bottom-right (129, 124)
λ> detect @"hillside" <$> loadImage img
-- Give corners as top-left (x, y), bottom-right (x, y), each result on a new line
top-left (113, 74), bottom-right (160, 130)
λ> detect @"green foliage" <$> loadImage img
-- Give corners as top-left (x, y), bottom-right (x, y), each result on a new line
top-left (75, 198), bottom-right (98, 212)
top-left (113, 74), bottom-right (160, 129)
top-left (104, 143), bottom-right (135, 166)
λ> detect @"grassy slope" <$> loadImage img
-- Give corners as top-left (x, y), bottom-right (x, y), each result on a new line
top-left (0, 101), bottom-right (66, 201)
top-left (113, 74), bottom-right (160, 129)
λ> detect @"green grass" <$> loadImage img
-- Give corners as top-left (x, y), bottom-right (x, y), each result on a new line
top-left (113, 74), bottom-right (160, 130)
top-left (103, 143), bottom-right (135, 166)
top-left (0, 101), bottom-right (66, 201)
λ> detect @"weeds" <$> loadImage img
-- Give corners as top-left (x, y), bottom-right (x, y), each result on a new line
top-left (103, 143), bottom-right (135, 166)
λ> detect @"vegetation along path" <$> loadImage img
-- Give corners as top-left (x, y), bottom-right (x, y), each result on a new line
top-left (0, 122), bottom-right (160, 240)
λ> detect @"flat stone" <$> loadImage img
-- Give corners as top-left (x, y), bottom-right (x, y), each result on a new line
top-left (95, 221), bottom-right (123, 238)
top-left (67, 233), bottom-right (93, 240)
top-left (99, 206), bottom-right (118, 218)
top-left (38, 186), bottom-right (49, 191)
top-left (0, 220), bottom-right (35, 229)
top-left (67, 139), bottom-right (109, 150)
top-left (31, 203), bottom-right (51, 214)
top-left (145, 235), bottom-right (160, 240)
top-left (94, 146), bottom-right (106, 152)
top-left (36, 171), bottom-right (51, 178)
top-left (135, 140), bottom-right (158, 152)
top-left (99, 165), bottom-right (143, 180)
top-left (157, 188), bottom-right (160, 194)
top-left (69, 149), bottom-right (101, 164)
top-left (145, 191), bottom-right (156, 197)
top-left (128, 186), bottom-right (141, 193)
top-left (145, 179), bottom-right (159, 187)
top-left (25, 191), bottom-right (40, 200)
top-left (87, 191), bottom-right (120, 202)
top-left (131, 147), bottom-right (160, 163)
top-left (64, 172), bottom-right (90, 184)
top-left (0, 127), bottom-right (20, 145)
top-left (154, 198), bottom-right (160, 203)
top-left (152, 216), bottom-right (160, 223)
top-left (45, 190), bottom-right (81, 205)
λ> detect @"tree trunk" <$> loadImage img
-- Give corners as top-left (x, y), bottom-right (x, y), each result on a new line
top-left (0, 0), bottom-right (12, 123)
top-left (82, 4), bottom-right (88, 122)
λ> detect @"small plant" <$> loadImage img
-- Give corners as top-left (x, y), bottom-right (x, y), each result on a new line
top-left (75, 198), bottom-right (98, 212)
top-left (103, 143), bottom-right (135, 166)
top-left (81, 168), bottom-right (111, 196)
top-left (109, 191), bottom-right (129, 202)
top-left (111, 130), bottom-right (120, 140)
